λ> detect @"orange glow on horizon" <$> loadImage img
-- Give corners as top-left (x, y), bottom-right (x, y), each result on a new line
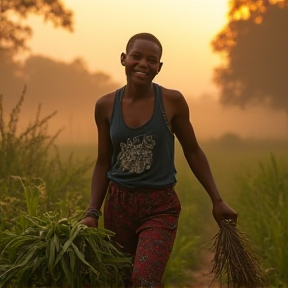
top-left (24, 0), bottom-right (230, 99)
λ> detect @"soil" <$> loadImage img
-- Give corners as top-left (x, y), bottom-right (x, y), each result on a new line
top-left (189, 251), bottom-right (220, 288)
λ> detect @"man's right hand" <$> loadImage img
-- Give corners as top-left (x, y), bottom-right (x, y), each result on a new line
top-left (81, 216), bottom-right (98, 228)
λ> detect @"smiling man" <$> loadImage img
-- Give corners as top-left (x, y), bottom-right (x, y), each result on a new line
top-left (81, 33), bottom-right (238, 288)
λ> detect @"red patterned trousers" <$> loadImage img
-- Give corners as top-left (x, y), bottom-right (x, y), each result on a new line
top-left (104, 181), bottom-right (181, 287)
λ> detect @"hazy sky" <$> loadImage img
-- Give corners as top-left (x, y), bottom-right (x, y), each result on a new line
top-left (24, 0), bottom-right (229, 99)
top-left (9, 0), bottom-right (288, 142)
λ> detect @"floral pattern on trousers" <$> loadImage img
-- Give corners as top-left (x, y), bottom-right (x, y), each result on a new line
top-left (104, 181), bottom-right (182, 287)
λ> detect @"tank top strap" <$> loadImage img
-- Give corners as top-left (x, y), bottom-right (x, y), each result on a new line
top-left (153, 83), bottom-right (172, 134)
top-left (111, 86), bottom-right (125, 124)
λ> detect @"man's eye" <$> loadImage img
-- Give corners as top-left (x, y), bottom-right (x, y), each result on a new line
top-left (132, 55), bottom-right (140, 59)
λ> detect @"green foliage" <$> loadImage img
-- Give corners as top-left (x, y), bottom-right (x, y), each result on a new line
top-left (0, 88), bottom-right (94, 231)
top-left (237, 155), bottom-right (288, 286)
top-left (40, 139), bottom-right (288, 287)
top-left (0, 213), bottom-right (132, 288)
top-left (2, 96), bottom-right (288, 288)
top-left (15, 176), bottom-right (45, 217)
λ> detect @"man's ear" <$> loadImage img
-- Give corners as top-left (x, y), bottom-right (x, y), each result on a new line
top-left (157, 62), bottom-right (163, 74)
top-left (120, 52), bottom-right (126, 66)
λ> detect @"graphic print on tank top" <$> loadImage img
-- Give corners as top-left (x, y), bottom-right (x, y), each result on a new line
top-left (115, 134), bottom-right (156, 173)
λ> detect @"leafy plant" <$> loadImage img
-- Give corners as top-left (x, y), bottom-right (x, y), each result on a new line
top-left (0, 213), bottom-right (132, 288)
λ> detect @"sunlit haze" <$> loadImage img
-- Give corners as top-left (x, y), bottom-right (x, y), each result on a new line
top-left (25, 0), bottom-right (229, 98)
top-left (5, 0), bottom-right (287, 143)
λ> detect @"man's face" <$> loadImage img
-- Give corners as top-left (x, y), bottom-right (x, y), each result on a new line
top-left (121, 39), bottom-right (162, 85)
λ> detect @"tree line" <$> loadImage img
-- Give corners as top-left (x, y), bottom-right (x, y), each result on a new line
top-left (1, 0), bottom-right (287, 115)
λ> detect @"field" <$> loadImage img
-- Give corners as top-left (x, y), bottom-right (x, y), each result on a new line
top-left (56, 137), bottom-right (288, 287)
top-left (1, 94), bottom-right (288, 287)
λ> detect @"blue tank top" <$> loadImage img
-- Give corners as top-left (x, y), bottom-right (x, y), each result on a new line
top-left (107, 83), bottom-right (177, 188)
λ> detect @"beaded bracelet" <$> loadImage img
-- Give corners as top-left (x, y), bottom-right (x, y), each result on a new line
top-left (83, 208), bottom-right (102, 220)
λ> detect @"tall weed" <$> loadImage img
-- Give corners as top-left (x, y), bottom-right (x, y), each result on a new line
top-left (0, 88), bottom-right (94, 231)
top-left (237, 155), bottom-right (288, 286)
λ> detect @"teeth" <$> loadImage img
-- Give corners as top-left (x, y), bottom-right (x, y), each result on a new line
top-left (136, 72), bottom-right (146, 75)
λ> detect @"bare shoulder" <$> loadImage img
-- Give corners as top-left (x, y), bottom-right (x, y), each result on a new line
top-left (160, 86), bottom-right (184, 100)
top-left (94, 91), bottom-right (117, 121)
top-left (160, 86), bottom-right (189, 116)
top-left (96, 91), bottom-right (116, 109)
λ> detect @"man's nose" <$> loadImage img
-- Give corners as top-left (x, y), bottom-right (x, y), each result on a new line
top-left (138, 58), bottom-right (148, 67)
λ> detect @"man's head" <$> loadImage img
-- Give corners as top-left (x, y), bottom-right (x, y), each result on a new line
top-left (126, 33), bottom-right (163, 59)
top-left (120, 33), bottom-right (163, 84)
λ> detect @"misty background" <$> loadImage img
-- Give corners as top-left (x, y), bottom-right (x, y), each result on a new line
top-left (1, 0), bottom-right (288, 144)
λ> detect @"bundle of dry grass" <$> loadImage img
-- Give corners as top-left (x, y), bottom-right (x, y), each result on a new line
top-left (209, 219), bottom-right (268, 288)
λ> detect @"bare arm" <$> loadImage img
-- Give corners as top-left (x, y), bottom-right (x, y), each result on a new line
top-left (171, 92), bottom-right (237, 226)
top-left (82, 95), bottom-right (113, 227)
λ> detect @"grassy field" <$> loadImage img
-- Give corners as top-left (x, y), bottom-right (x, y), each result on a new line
top-left (1, 112), bottom-right (288, 287)
top-left (2, 93), bottom-right (288, 287)
top-left (57, 136), bottom-right (288, 207)
top-left (56, 137), bottom-right (288, 287)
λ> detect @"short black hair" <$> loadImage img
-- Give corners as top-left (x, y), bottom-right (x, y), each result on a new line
top-left (126, 33), bottom-right (162, 58)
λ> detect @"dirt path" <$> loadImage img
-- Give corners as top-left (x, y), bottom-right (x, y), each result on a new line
top-left (189, 251), bottom-right (220, 288)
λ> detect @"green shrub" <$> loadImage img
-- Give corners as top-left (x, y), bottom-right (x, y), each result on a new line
top-left (237, 155), bottom-right (288, 287)
top-left (0, 213), bottom-right (132, 288)
top-left (0, 88), bottom-right (94, 231)
top-left (0, 177), bottom-right (132, 288)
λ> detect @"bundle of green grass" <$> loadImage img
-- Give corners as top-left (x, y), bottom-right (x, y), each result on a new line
top-left (209, 219), bottom-right (268, 288)
top-left (0, 213), bottom-right (132, 288)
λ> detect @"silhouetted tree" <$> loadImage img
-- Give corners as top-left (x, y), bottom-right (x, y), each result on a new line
top-left (0, 49), bottom-right (25, 99)
top-left (22, 55), bottom-right (118, 111)
top-left (0, 0), bottom-right (73, 52)
top-left (0, 54), bottom-right (118, 111)
top-left (212, 0), bottom-right (288, 112)
top-left (0, 53), bottom-right (118, 142)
